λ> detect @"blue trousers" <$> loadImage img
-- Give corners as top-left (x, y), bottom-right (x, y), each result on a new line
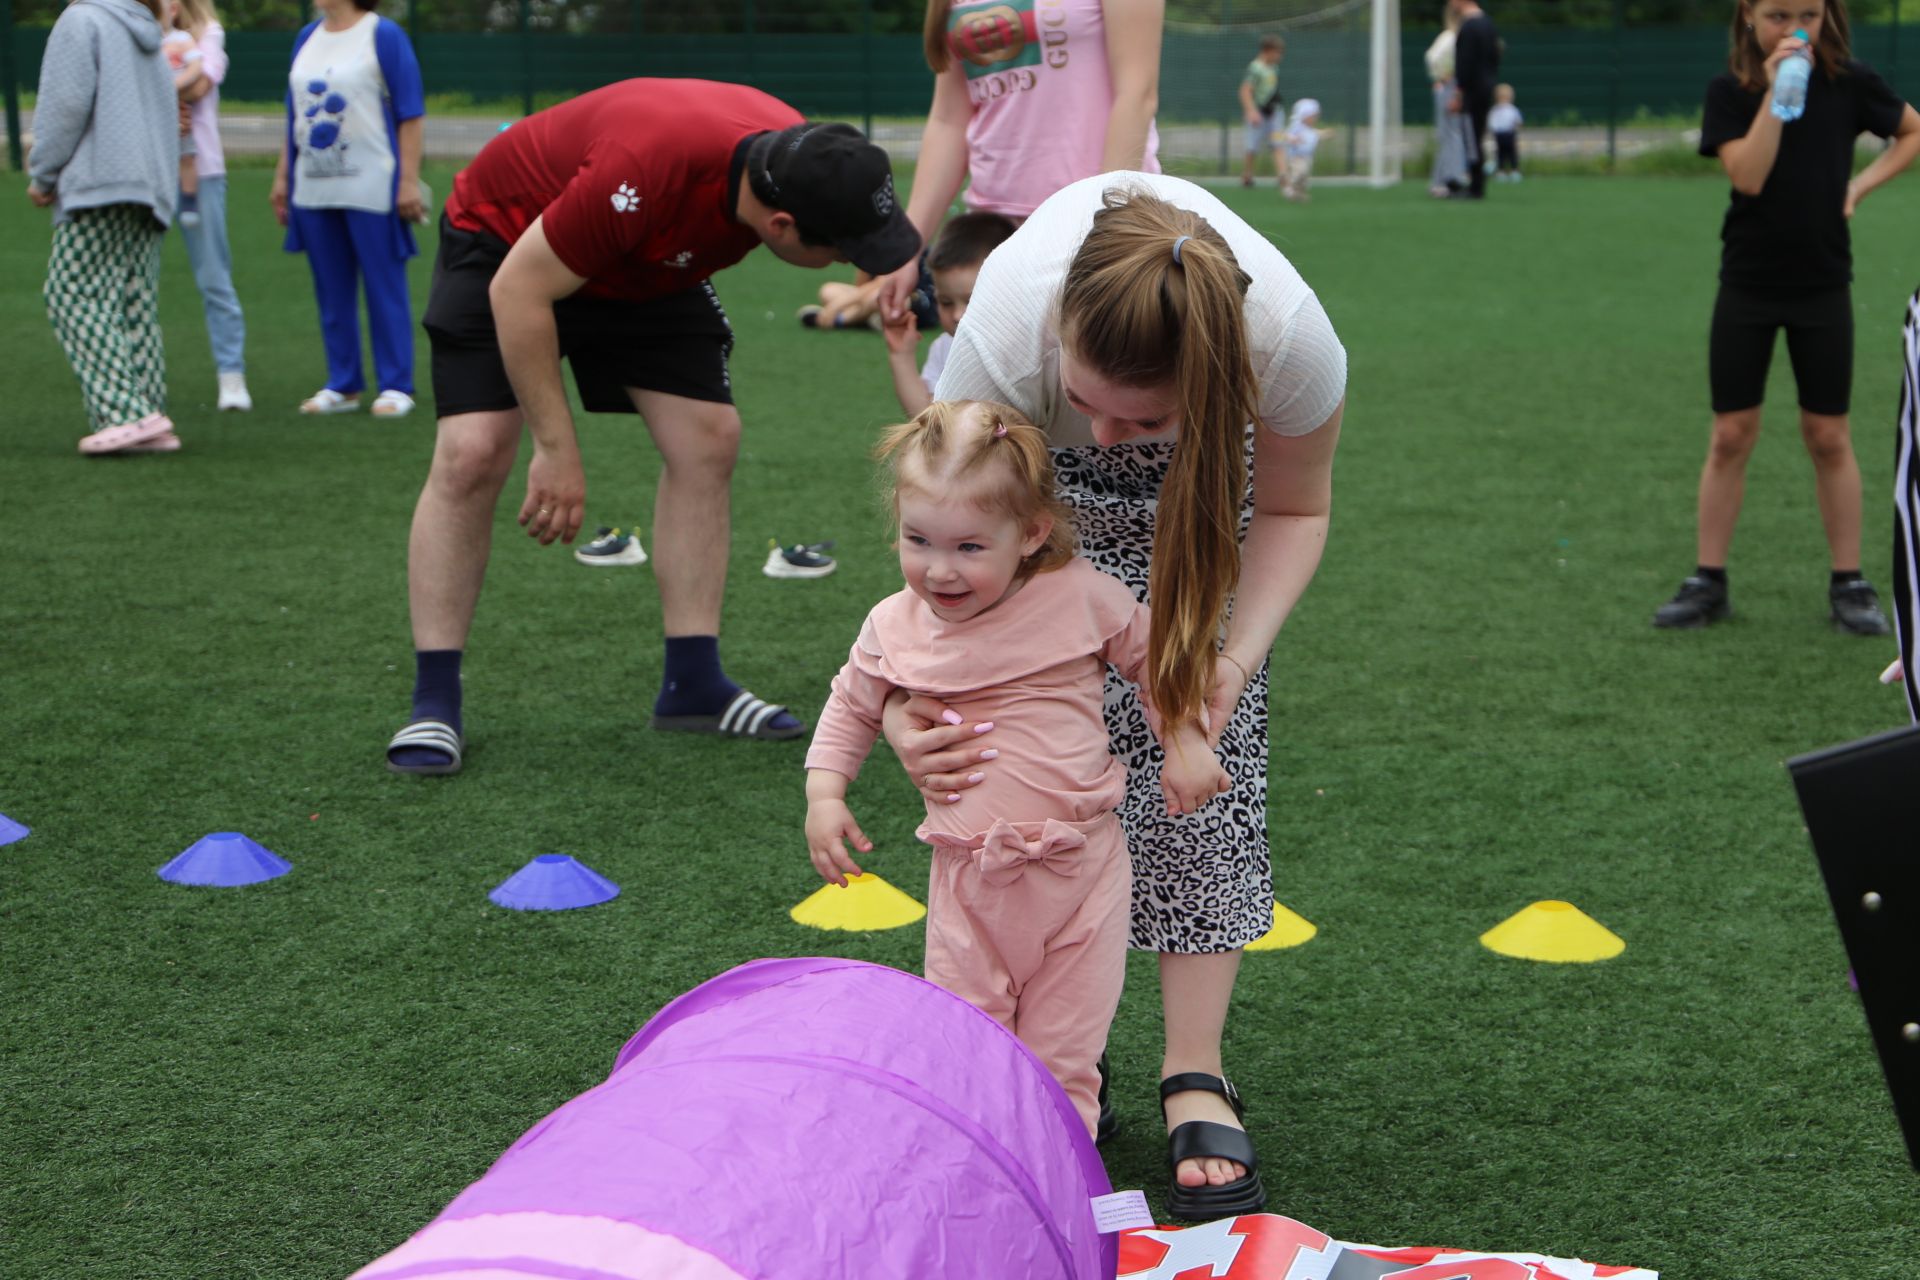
top-left (176, 175), bottom-right (247, 374)
top-left (289, 205), bottom-right (414, 396)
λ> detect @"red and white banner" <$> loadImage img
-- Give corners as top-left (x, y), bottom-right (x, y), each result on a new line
top-left (1118, 1214), bottom-right (1658, 1280)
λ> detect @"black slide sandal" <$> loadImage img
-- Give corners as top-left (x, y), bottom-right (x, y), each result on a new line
top-left (1161, 1072), bottom-right (1267, 1220)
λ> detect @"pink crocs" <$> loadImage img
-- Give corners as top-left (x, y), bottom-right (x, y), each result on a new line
top-left (79, 412), bottom-right (173, 456)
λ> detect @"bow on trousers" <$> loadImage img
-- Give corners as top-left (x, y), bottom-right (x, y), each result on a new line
top-left (926, 818), bottom-right (1095, 887)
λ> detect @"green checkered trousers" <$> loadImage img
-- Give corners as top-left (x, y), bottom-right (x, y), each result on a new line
top-left (44, 203), bottom-right (168, 433)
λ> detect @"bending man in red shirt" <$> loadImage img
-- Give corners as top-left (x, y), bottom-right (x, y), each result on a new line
top-left (386, 80), bottom-right (920, 774)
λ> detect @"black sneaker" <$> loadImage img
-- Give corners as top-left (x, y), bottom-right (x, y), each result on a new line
top-left (1829, 577), bottom-right (1891, 635)
top-left (1653, 575), bottom-right (1730, 629)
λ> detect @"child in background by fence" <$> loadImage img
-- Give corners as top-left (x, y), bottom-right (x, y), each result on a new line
top-left (1488, 83), bottom-right (1522, 181)
top-left (803, 400), bottom-right (1231, 1138)
top-left (161, 17), bottom-right (203, 226)
top-left (883, 212), bottom-right (1016, 418)
top-left (1654, 0), bottom-right (1920, 633)
top-left (1239, 34), bottom-right (1287, 188)
top-left (1281, 98), bottom-right (1329, 202)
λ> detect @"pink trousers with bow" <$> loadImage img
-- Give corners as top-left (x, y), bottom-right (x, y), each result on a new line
top-left (922, 814), bottom-right (1131, 1136)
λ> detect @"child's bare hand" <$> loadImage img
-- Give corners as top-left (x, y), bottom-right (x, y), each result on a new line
top-left (1160, 738), bottom-right (1231, 816)
top-left (883, 310), bottom-right (920, 358)
top-left (806, 798), bottom-right (873, 886)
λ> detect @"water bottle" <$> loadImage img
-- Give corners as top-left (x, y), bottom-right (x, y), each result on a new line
top-left (1771, 29), bottom-right (1813, 122)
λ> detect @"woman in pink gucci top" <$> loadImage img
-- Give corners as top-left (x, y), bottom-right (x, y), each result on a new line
top-left (809, 0), bottom-right (1162, 329)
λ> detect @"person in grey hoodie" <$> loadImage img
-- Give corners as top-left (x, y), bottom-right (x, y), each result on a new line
top-left (28, 0), bottom-right (184, 455)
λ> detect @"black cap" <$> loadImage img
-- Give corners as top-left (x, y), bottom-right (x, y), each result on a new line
top-left (754, 123), bottom-right (921, 275)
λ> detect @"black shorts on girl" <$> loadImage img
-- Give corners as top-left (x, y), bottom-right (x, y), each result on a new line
top-left (1708, 283), bottom-right (1853, 416)
top-left (423, 215), bottom-right (735, 418)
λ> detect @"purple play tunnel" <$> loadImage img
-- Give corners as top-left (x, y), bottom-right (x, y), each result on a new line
top-left (351, 958), bottom-right (1117, 1280)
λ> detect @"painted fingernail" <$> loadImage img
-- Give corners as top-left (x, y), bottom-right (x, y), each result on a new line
top-left (973, 721), bottom-right (995, 733)
top-left (942, 709), bottom-right (964, 725)
top-left (945, 793), bottom-right (961, 804)
top-left (979, 749), bottom-right (999, 760)
top-left (967, 772), bottom-right (985, 783)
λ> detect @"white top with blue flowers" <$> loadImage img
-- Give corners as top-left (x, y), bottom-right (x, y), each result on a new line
top-left (289, 13), bottom-right (396, 213)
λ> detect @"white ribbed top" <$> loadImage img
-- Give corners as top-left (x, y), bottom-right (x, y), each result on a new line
top-left (934, 171), bottom-right (1348, 447)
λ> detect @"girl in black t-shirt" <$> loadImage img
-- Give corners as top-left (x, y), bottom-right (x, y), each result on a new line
top-left (1655, 0), bottom-right (1920, 633)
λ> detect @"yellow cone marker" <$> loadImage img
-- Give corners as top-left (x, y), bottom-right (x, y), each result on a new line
top-left (789, 873), bottom-right (928, 932)
top-left (1480, 900), bottom-right (1625, 963)
top-left (1245, 901), bottom-right (1318, 951)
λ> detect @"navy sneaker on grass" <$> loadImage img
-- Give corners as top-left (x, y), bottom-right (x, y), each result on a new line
top-left (575, 527), bottom-right (648, 567)
top-left (764, 539), bottom-right (836, 579)
top-left (1829, 577), bottom-right (1891, 635)
top-left (1653, 575), bottom-right (1730, 629)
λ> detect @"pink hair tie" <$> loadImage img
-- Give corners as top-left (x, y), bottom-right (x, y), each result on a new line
top-left (992, 422), bottom-right (1008, 438)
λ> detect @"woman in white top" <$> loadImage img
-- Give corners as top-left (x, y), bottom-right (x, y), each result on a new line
top-left (270, 0), bottom-right (424, 417)
top-left (887, 171), bottom-right (1347, 1219)
top-left (1424, 8), bottom-right (1472, 196)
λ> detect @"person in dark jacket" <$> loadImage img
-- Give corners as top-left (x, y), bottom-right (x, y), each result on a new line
top-left (28, 0), bottom-right (182, 454)
top-left (1448, 0), bottom-right (1499, 199)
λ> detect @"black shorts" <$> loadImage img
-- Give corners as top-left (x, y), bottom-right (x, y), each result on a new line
top-left (423, 215), bottom-right (735, 417)
top-left (1708, 282), bottom-right (1853, 416)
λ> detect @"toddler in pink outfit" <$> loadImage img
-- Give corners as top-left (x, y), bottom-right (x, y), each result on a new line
top-left (804, 400), bottom-right (1230, 1137)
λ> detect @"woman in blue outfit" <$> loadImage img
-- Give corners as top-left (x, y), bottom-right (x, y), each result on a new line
top-left (271, 0), bottom-right (425, 418)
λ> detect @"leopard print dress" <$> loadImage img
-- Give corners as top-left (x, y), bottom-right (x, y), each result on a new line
top-left (1051, 429), bottom-right (1274, 954)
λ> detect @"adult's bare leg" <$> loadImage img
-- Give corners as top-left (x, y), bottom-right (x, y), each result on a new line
top-left (632, 387), bottom-right (802, 736)
top-left (388, 408), bottom-right (524, 770)
top-left (631, 388), bottom-right (739, 639)
top-left (1160, 948), bottom-right (1251, 1188)
top-left (409, 408), bottom-right (526, 650)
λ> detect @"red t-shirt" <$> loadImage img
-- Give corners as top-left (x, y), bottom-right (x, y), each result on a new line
top-left (445, 79), bottom-right (803, 302)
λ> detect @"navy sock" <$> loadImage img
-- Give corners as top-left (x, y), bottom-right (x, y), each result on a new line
top-left (655, 636), bottom-right (799, 733)
top-left (1696, 566), bottom-right (1728, 585)
top-left (411, 649), bottom-right (464, 729)
top-left (391, 650), bottom-right (463, 767)
top-left (1831, 569), bottom-right (1862, 586)
top-left (655, 636), bottom-right (736, 716)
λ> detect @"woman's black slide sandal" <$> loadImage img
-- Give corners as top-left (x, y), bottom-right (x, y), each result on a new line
top-left (1161, 1072), bottom-right (1268, 1220)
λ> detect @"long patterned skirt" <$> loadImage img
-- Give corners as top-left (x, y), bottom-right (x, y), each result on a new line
top-left (1052, 435), bottom-right (1277, 953)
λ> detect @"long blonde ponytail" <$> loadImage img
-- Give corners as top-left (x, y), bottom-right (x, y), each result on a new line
top-left (1059, 190), bottom-right (1257, 731)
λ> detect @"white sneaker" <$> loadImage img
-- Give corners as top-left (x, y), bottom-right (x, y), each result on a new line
top-left (573, 527), bottom-right (648, 567)
top-left (763, 540), bottom-right (837, 579)
top-left (217, 372), bottom-right (252, 412)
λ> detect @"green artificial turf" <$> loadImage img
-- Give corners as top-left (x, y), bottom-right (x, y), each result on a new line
top-left (4, 172), bottom-right (1918, 1277)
